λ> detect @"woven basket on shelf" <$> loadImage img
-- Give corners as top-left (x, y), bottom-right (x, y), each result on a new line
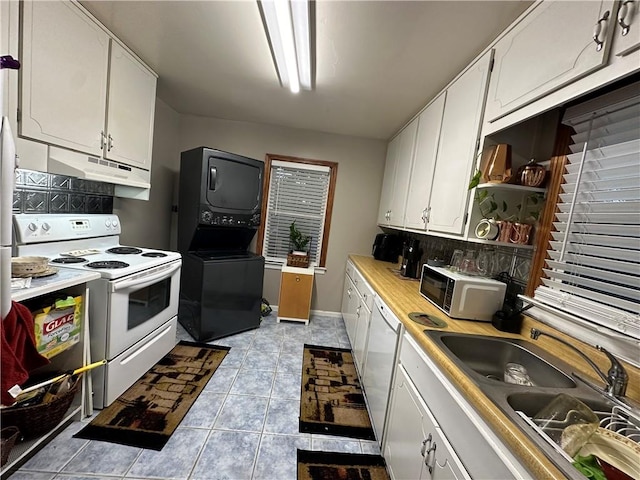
top-left (1, 427), bottom-right (20, 467)
top-left (286, 253), bottom-right (309, 268)
top-left (1, 376), bottom-right (81, 440)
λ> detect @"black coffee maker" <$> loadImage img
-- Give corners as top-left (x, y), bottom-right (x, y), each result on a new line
top-left (400, 239), bottom-right (421, 278)
top-left (372, 233), bottom-right (401, 262)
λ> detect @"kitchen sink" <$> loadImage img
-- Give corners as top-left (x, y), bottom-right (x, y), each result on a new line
top-left (433, 332), bottom-right (577, 388)
top-left (423, 330), bottom-right (622, 480)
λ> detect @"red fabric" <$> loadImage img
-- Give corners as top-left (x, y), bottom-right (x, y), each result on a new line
top-left (1, 301), bottom-right (50, 405)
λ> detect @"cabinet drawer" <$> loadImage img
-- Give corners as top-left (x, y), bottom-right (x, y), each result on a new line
top-left (354, 269), bottom-right (375, 311)
top-left (345, 260), bottom-right (355, 282)
top-left (399, 333), bottom-right (518, 479)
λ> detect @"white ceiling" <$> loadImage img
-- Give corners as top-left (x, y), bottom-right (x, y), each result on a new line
top-left (80, 1), bottom-right (533, 140)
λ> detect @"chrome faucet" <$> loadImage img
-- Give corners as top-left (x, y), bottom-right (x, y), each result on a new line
top-left (530, 328), bottom-right (628, 397)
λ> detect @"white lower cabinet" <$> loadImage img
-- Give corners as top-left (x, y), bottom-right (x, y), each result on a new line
top-left (341, 262), bottom-right (375, 374)
top-left (385, 365), bottom-right (470, 480)
top-left (352, 296), bottom-right (371, 375)
top-left (384, 332), bottom-right (531, 480)
top-left (341, 273), bottom-right (358, 344)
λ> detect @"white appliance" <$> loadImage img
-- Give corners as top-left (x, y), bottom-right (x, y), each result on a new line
top-left (13, 214), bottom-right (182, 408)
top-left (362, 295), bottom-right (402, 447)
top-left (419, 264), bottom-right (506, 321)
top-left (0, 55), bottom-right (20, 320)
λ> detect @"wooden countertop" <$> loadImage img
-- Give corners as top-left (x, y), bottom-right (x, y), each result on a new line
top-left (349, 254), bottom-right (639, 480)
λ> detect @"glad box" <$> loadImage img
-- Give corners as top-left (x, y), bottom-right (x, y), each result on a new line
top-left (33, 296), bottom-right (83, 359)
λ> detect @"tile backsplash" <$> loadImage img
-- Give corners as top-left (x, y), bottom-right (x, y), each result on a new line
top-left (396, 230), bottom-right (533, 303)
top-left (13, 169), bottom-right (114, 214)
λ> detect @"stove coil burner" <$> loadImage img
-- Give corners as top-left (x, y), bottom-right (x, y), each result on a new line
top-left (107, 247), bottom-right (143, 255)
top-left (86, 260), bottom-right (129, 269)
top-left (51, 257), bottom-right (88, 264)
top-left (142, 252), bottom-right (168, 258)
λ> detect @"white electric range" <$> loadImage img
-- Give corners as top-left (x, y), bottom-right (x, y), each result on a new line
top-left (13, 214), bottom-right (182, 408)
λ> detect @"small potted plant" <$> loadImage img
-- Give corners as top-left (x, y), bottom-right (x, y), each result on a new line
top-left (287, 221), bottom-right (311, 267)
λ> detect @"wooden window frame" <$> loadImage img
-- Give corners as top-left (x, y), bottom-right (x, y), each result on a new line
top-left (256, 154), bottom-right (338, 268)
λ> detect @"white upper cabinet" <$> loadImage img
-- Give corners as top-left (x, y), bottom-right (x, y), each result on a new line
top-left (105, 42), bottom-right (157, 170)
top-left (389, 120), bottom-right (418, 227)
top-left (20, 0), bottom-right (157, 172)
top-left (404, 93), bottom-right (446, 231)
top-left (378, 135), bottom-right (400, 225)
top-left (20, 0), bottom-right (109, 156)
top-left (427, 51), bottom-right (493, 236)
top-left (485, 1), bottom-right (617, 123)
top-left (378, 120), bottom-right (418, 228)
top-left (613, 0), bottom-right (640, 57)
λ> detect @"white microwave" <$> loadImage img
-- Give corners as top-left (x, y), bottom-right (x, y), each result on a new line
top-left (419, 264), bottom-right (506, 321)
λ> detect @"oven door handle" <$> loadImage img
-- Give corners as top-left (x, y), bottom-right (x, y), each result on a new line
top-left (111, 262), bottom-right (181, 293)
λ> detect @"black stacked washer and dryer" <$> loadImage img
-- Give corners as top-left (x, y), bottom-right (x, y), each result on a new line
top-left (177, 146), bottom-right (265, 341)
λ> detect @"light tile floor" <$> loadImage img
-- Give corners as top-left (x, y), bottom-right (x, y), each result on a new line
top-left (12, 313), bottom-right (380, 480)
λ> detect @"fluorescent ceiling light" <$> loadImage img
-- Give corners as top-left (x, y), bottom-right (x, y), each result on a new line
top-left (259, 0), bottom-right (313, 93)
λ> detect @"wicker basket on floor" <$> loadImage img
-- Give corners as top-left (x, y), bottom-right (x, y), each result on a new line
top-left (287, 253), bottom-right (309, 268)
top-left (1, 427), bottom-right (20, 467)
top-left (1, 376), bottom-right (81, 440)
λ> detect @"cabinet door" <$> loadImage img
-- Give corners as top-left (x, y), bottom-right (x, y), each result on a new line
top-left (404, 93), bottom-right (446, 230)
top-left (342, 275), bottom-right (359, 345)
top-left (613, 0), bottom-right (640, 57)
top-left (389, 119), bottom-right (418, 227)
top-left (485, 1), bottom-right (617, 123)
top-left (105, 41), bottom-right (157, 170)
top-left (20, 0), bottom-right (109, 156)
top-left (428, 51), bottom-right (492, 235)
top-left (385, 366), bottom-right (432, 480)
top-left (352, 300), bottom-right (371, 375)
top-left (378, 135), bottom-right (400, 225)
top-left (278, 272), bottom-right (313, 320)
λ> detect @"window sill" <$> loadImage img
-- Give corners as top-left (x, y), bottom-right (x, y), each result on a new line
top-left (264, 260), bottom-right (326, 275)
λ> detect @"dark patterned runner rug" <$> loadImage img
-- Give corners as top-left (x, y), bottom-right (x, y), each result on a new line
top-left (297, 450), bottom-right (390, 480)
top-left (299, 344), bottom-right (375, 440)
top-left (74, 341), bottom-right (229, 450)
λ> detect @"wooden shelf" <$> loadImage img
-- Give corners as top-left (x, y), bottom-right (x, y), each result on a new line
top-left (476, 183), bottom-right (546, 193)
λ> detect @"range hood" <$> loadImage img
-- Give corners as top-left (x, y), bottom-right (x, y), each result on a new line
top-left (48, 146), bottom-right (151, 200)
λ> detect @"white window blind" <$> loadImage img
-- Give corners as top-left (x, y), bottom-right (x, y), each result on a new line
top-left (262, 161), bottom-right (330, 266)
top-left (534, 83), bottom-right (640, 340)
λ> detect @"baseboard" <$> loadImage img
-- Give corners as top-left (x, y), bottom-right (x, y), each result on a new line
top-left (269, 306), bottom-right (342, 319)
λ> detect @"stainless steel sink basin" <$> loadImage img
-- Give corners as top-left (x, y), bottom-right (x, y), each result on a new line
top-left (423, 330), bottom-right (614, 480)
top-left (433, 332), bottom-right (576, 388)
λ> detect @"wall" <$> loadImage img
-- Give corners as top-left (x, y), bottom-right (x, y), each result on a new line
top-left (115, 99), bottom-right (181, 250)
top-left (178, 115), bottom-right (387, 312)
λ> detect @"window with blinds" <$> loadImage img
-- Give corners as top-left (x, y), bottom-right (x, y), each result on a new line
top-left (533, 82), bottom-right (640, 340)
top-left (262, 159), bottom-right (335, 266)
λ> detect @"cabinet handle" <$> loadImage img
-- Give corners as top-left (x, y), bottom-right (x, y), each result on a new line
top-left (618, 0), bottom-right (634, 35)
top-left (347, 288), bottom-right (352, 297)
top-left (107, 134), bottom-right (113, 152)
top-left (356, 305), bottom-right (361, 318)
top-left (593, 10), bottom-right (610, 51)
top-left (363, 293), bottom-right (367, 301)
top-left (420, 433), bottom-right (432, 457)
top-left (296, 276), bottom-right (300, 282)
top-left (100, 130), bottom-right (105, 150)
top-left (425, 440), bottom-right (437, 474)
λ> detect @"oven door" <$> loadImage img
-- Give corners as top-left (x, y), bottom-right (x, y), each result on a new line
top-left (106, 260), bottom-right (181, 358)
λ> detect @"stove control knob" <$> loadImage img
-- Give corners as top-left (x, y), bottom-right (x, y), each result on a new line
top-left (105, 219), bottom-right (112, 228)
top-left (202, 211), bottom-right (213, 224)
top-left (112, 219), bottom-right (118, 227)
top-left (28, 222), bottom-right (38, 232)
top-left (42, 222), bottom-right (51, 232)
